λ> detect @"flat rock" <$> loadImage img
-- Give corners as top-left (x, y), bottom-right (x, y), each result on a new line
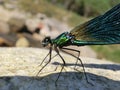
top-left (0, 47), bottom-right (119, 90)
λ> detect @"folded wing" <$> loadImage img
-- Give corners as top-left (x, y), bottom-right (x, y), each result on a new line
top-left (70, 3), bottom-right (120, 44)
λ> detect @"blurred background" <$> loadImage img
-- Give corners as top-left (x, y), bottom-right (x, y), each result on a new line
top-left (0, 0), bottom-right (120, 63)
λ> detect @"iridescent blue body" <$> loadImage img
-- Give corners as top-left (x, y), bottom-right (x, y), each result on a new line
top-left (38, 3), bottom-right (120, 86)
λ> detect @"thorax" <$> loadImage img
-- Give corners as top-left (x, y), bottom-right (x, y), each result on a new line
top-left (52, 32), bottom-right (73, 47)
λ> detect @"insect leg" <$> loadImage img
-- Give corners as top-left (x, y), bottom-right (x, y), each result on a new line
top-left (38, 52), bottom-right (50, 67)
top-left (36, 46), bottom-right (52, 76)
top-left (51, 53), bottom-right (58, 59)
top-left (37, 50), bottom-right (58, 68)
top-left (60, 48), bottom-right (92, 85)
top-left (54, 46), bottom-right (66, 86)
top-left (62, 47), bottom-right (80, 69)
top-left (26, 47), bottom-right (52, 89)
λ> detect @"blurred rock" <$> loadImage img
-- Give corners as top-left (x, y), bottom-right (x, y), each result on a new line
top-left (25, 18), bottom-right (41, 33)
top-left (0, 4), bottom-right (96, 59)
top-left (0, 5), bottom-right (70, 48)
top-left (5, 2), bottom-right (17, 10)
top-left (36, 13), bottom-right (47, 20)
top-left (21, 33), bottom-right (42, 47)
top-left (0, 33), bottom-right (18, 46)
top-left (0, 0), bottom-right (4, 5)
top-left (16, 37), bottom-right (29, 47)
top-left (8, 17), bottom-right (25, 32)
top-left (0, 48), bottom-right (119, 90)
top-left (0, 21), bottom-right (10, 34)
top-left (0, 37), bottom-right (12, 46)
top-left (39, 23), bottom-right (51, 37)
top-left (18, 25), bottom-right (33, 34)
top-left (32, 33), bottom-right (43, 41)
top-left (38, 17), bottom-right (70, 38)
top-left (0, 6), bottom-right (26, 22)
top-left (0, 6), bottom-right (12, 22)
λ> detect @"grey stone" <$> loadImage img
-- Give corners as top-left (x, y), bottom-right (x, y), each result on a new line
top-left (0, 47), bottom-right (119, 90)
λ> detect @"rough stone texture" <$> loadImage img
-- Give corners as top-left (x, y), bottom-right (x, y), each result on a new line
top-left (0, 47), bottom-right (119, 90)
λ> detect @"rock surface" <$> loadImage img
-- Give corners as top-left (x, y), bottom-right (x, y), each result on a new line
top-left (0, 47), bottom-right (119, 90)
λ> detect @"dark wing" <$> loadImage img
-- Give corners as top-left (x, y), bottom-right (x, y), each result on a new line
top-left (70, 3), bottom-right (120, 44)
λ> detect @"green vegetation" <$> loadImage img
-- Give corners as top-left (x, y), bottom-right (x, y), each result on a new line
top-left (92, 45), bottom-right (120, 63)
top-left (18, 0), bottom-right (120, 63)
top-left (18, 0), bottom-right (87, 26)
top-left (46, 0), bottom-right (120, 17)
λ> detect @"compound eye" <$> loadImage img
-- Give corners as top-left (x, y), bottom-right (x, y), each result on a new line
top-left (66, 34), bottom-right (74, 39)
top-left (66, 35), bottom-right (70, 39)
top-left (44, 37), bottom-right (50, 42)
top-left (65, 32), bottom-right (71, 39)
top-left (45, 38), bottom-right (49, 42)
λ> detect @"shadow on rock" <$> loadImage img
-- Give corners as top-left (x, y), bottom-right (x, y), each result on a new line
top-left (52, 62), bottom-right (120, 71)
top-left (0, 71), bottom-right (120, 90)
